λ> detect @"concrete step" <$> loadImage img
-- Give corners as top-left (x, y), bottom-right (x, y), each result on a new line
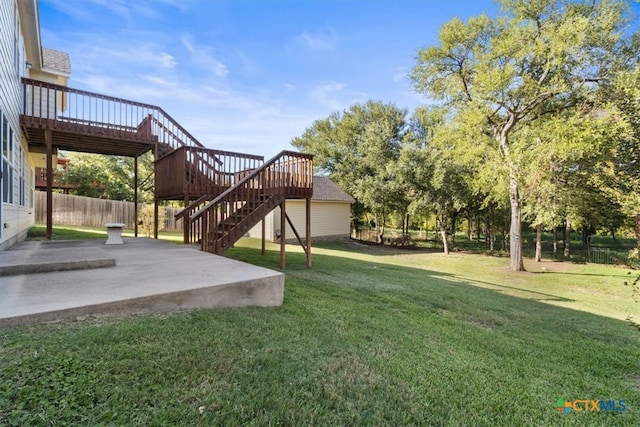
top-left (0, 240), bottom-right (115, 276)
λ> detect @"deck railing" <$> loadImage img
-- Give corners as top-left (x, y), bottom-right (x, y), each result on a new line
top-left (189, 150), bottom-right (313, 252)
top-left (22, 78), bottom-right (203, 151)
top-left (34, 168), bottom-right (74, 190)
top-left (156, 146), bottom-right (264, 200)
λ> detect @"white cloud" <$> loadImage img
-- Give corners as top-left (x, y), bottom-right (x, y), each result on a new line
top-left (70, 37), bottom-right (176, 71)
top-left (41, 0), bottom-right (95, 20)
top-left (181, 35), bottom-right (229, 78)
top-left (235, 49), bottom-right (262, 76)
top-left (295, 29), bottom-right (338, 51)
top-left (392, 66), bottom-right (409, 83)
top-left (158, 52), bottom-right (177, 69)
top-left (90, 0), bottom-right (133, 22)
top-left (310, 81), bottom-right (346, 110)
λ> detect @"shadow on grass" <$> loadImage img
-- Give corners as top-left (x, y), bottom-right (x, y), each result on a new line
top-left (227, 240), bottom-right (632, 318)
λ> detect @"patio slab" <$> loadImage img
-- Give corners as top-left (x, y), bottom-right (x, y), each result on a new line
top-left (0, 238), bottom-right (284, 328)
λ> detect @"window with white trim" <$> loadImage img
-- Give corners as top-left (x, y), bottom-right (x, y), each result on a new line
top-left (2, 113), bottom-right (14, 204)
top-left (0, 111), bottom-right (15, 203)
top-left (14, 4), bottom-right (20, 76)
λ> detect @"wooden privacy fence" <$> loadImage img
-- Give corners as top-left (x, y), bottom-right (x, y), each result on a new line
top-left (35, 192), bottom-right (182, 232)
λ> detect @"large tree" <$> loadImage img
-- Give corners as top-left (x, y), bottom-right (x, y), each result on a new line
top-left (400, 107), bottom-right (471, 253)
top-left (599, 67), bottom-right (640, 259)
top-left (291, 100), bottom-right (407, 242)
top-left (410, 0), bottom-right (637, 271)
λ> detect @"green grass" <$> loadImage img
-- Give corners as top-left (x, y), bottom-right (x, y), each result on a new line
top-left (26, 224), bottom-right (184, 243)
top-left (1, 227), bottom-right (639, 425)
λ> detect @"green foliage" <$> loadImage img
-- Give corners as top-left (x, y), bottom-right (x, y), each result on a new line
top-left (399, 107), bottom-right (473, 252)
top-left (138, 204), bottom-right (165, 237)
top-left (595, 67), bottom-right (640, 253)
top-left (63, 151), bottom-right (155, 203)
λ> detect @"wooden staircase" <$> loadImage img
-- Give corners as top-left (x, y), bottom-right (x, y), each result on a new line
top-left (184, 151), bottom-right (313, 254)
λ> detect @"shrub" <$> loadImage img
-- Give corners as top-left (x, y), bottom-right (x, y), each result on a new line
top-left (138, 204), bottom-right (166, 237)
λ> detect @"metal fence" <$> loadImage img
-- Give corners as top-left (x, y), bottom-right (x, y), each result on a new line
top-left (588, 247), bottom-right (628, 265)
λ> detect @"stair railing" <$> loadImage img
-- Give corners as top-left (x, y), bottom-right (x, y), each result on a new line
top-left (174, 147), bottom-right (264, 243)
top-left (189, 150), bottom-right (313, 253)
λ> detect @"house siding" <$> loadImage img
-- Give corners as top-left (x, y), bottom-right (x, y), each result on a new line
top-left (248, 200), bottom-right (351, 242)
top-left (0, 0), bottom-right (35, 250)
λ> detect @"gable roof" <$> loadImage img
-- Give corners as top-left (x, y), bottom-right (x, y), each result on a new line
top-left (42, 48), bottom-right (71, 75)
top-left (312, 176), bottom-right (354, 203)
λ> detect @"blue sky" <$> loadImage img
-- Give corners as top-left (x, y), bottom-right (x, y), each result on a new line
top-left (38, 0), bottom-right (637, 157)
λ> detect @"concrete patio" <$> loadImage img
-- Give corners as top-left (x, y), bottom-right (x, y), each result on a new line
top-left (0, 238), bottom-right (284, 328)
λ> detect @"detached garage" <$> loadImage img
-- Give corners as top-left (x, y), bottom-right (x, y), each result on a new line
top-left (247, 176), bottom-right (354, 243)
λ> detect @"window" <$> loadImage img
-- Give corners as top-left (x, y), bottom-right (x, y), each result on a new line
top-left (24, 154), bottom-right (32, 208)
top-left (2, 113), bottom-right (14, 204)
top-left (2, 116), bottom-right (7, 158)
top-left (16, 143), bottom-right (24, 206)
top-left (14, 4), bottom-right (20, 77)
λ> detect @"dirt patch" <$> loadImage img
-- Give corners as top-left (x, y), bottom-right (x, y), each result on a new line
top-left (467, 315), bottom-right (497, 331)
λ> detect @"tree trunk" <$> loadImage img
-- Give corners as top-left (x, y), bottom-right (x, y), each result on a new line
top-left (508, 175), bottom-right (525, 271)
top-left (467, 211), bottom-right (472, 242)
top-left (406, 213), bottom-right (410, 236)
top-left (436, 211), bottom-right (450, 254)
top-left (476, 214), bottom-right (481, 242)
top-left (635, 214), bottom-right (640, 261)
top-left (502, 226), bottom-right (508, 251)
top-left (488, 205), bottom-right (495, 252)
top-left (535, 224), bottom-right (542, 262)
top-left (451, 212), bottom-right (457, 244)
top-left (439, 217), bottom-right (449, 255)
top-left (564, 216), bottom-right (571, 258)
top-left (582, 226), bottom-right (589, 250)
top-left (552, 225), bottom-right (558, 256)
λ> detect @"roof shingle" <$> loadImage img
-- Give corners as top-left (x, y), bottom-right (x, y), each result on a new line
top-left (42, 48), bottom-right (71, 74)
top-left (312, 176), bottom-right (354, 202)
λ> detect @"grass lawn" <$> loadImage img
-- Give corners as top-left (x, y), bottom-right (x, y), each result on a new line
top-left (1, 227), bottom-right (639, 425)
top-left (26, 224), bottom-right (184, 243)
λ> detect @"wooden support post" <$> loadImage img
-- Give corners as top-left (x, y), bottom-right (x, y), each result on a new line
top-left (306, 197), bottom-right (312, 268)
top-left (184, 195), bottom-right (190, 244)
top-left (134, 156), bottom-right (138, 237)
top-left (44, 130), bottom-right (53, 240)
top-left (280, 200), bottom-right (286, 270)
top-left (153, 143), bottom-right (159, 240)
top-left (261, 217), bottom-right (266, 255)
top-left (154, 199), bottom-right (159, 239)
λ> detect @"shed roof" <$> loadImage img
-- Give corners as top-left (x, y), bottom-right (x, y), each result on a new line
top-left (42, 48), bottom-right (71, 75)
top-left (312, 176), bottom-right (354, 203)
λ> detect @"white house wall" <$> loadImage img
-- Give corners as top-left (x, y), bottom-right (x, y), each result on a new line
top-left (248, 200), bottom-right (351, 242)
top-left (0, 0), bottom-right (35, 250)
